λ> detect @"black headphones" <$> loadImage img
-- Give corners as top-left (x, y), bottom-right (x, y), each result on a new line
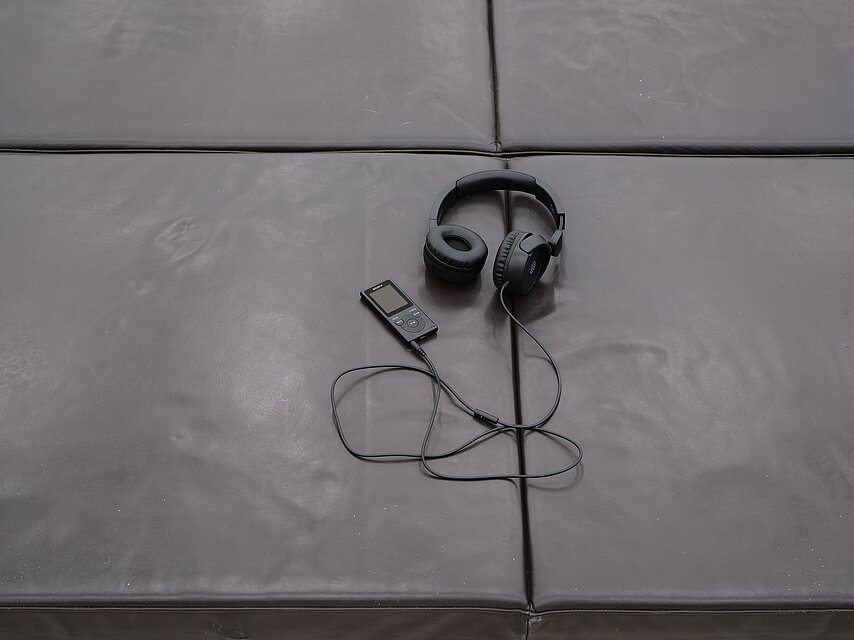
top-left (424, 170), bottom-right (565, 295)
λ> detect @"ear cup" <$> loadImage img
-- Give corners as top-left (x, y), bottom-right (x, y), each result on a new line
top-left (424, 224), bottom-right (488, 283)
top-left (492, 230), bottom-right (524, 290)
top-left (493, 231), bottom-right (551, 294)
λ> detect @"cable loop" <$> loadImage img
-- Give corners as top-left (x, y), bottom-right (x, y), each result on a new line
top-left (330, 283), bottom-right (582, 481)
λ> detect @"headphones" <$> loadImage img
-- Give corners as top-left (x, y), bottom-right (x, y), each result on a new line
top-left (424, 170), bottom-right (565, 295)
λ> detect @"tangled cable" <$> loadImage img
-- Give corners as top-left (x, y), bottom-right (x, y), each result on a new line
top-left (331, 283), bottom-right (582, 481)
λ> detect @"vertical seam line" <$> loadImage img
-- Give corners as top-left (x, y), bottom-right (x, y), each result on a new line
top-left (503, 158), bottom-right (534, 612)
top-left (486, 0), bottom-right (502, 153)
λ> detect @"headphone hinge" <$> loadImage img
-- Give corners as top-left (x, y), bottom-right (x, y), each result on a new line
top-left (549, 230), bottom-right (564, 256)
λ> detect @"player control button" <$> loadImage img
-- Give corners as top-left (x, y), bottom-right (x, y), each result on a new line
top-left (411, 310), bottom-right (421, 317)
top-left (403, 317), bottom-right (424, 332)
top-left (393, 318), bottom-right (404, 326)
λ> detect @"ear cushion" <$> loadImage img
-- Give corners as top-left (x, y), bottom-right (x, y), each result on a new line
top-left (492, 230), bottom-right (524, 289)
top-left (424, 224), bottom-right (488, 282)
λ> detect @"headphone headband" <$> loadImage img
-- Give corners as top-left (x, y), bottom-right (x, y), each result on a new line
top-left (428, 170), bottom-right (565, 255)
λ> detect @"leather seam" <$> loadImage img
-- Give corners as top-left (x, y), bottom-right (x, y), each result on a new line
top-left (529, 607), bottom-right (854, 615)
top-left (486, 0), bottom-right (502, 154)
top-left (4, 147), bottom-right (854, 159)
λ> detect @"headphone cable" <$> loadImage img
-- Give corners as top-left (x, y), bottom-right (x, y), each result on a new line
top-left (330, 283), bottom-right (582, 481)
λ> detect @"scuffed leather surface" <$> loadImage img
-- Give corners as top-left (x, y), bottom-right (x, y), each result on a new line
top-left (0, 153), bottom-right (526, 631)
top-left (0, 1), bottom-right (495, 150)
top-left (508, 156), bottom-right (854, 621)
top-left (495, 0), bottom-right (854, 152)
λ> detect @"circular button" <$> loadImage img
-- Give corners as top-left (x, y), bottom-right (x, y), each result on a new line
top-left (393, 318), bottom-right (404, 326)
top-left (403, 317), bottom-right (424, 332)
top-left (411, 310), bottom-right (421, 318)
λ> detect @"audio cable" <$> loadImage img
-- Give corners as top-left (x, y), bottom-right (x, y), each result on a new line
top-left (330, 283), bottom-right (582, 481)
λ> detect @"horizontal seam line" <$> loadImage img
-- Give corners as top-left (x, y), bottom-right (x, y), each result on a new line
top-left (531, 607), bottom-right (854, 615)
top-left (3, 147), bottom-right (854, 160)
top-left (0, 604), bottom-right (529, 613)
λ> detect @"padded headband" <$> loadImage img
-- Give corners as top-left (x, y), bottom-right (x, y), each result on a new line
top-left (428, 170), bottom-right (565, 255)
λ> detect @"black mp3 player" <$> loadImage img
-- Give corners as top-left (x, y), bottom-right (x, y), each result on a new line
top-left (361, 280), bottom-right (438, 345)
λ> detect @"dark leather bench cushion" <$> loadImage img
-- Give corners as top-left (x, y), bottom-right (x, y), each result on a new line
top-left (507, 156), bottom-right (854, 631)
top-left (528, 610), bottom-right (854, 640)
top-left (0, 152), bottom-right (526, 637)
top-left (0, 609), bottom-right (527, 640)
top-left (495, 1), bottom-right (854, 152)
top-left (0, 1), bottom-right (495, 151)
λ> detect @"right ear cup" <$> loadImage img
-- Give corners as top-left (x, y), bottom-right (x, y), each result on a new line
top-left (424, 224), bottom-right (488, 283)
top-left (493, 230), bottom-right (551, 295)
top-left (492, 230), bottom-right (524, 290)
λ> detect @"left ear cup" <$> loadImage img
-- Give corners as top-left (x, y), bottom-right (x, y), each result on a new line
top-left (423, 224), bottom-right (488, 283)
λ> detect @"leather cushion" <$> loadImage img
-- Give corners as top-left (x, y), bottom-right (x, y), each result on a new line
top-left (0, 0), bottom-right (495, 151)
top-left (0, 152), bottom-right (526, 636)
top-left (510, 155), bottom-right (854, 633)
top-left (495, 0), bottom-right (854, 152)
